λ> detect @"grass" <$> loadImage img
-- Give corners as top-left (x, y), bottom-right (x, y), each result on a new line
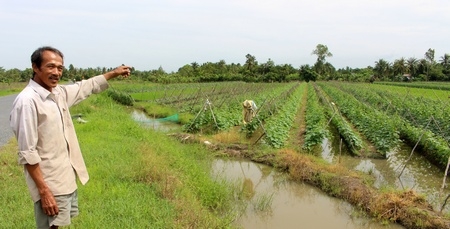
top-left (0, 93), bottom-right (238, 228)
top-left (252, 192), bottom-right (274, 212)
top-left (0, 82), bottom-right (27, 96)
top-left (4, 81), bottom-right (450, 228)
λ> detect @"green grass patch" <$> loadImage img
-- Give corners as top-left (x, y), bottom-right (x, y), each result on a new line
top-left (1, 93), bottom-right (237, 228)
top-left (0, 82), bottom-right (27, 96)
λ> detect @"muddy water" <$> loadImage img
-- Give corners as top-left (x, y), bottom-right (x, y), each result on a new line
top-left (323, 135), bottom-right (450, 212)
top-left (213, 159), bottom-right (404, 229)
top-left (131, 110), bottom-right (180, 132)
top-left (132, 111), bottom-right (405, 228)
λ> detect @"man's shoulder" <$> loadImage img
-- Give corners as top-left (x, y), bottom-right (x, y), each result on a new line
top-left (13, 85), bottom-right (40, 105)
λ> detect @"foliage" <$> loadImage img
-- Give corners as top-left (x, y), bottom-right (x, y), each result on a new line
top-left (317, 82), bottom-right (400, 155)
top-left (106, 88), bottom-right (134, 106)
top-left (2, 46), bottom-right (450, 83)
top-left (1, 94), bottom-right (238, 228)
top-left (299, 65), bottom-right (317, 82)
top-left (264, 83), bottom-right (306, 148)
top-left (333, 82), bottom-right (450, 169)
top-left (302, 83), bottom-right (328, 150)
top-left (313, 83), bottom-right (363, 156)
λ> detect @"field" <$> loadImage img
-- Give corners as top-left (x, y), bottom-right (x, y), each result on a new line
top-left (3, 79), bottom-right (450, 228)
top-left (119, 80), bottom-right (450, 169)
top-left (119, 80), bottom-right (450, 228)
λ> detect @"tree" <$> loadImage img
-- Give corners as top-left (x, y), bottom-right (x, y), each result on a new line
top-left (217, 60), bottom-right (227, 75)
top-left (424, 48), bottom-right (435, 80)
top-left (191, 62), bottom-right (200, 77)
top-left (243, 54), bottom-right (258, 80)
top-left (312, 44), bottom-right (333, 78)
top-left (417, 59), bottom-right (429, 80)
top-left (299, 64), bottom-right (317, 82)
top-left (406, 57), bottom-right (418, 78)
top-left (393, 57), bottom-right (407, 80)
top-left (425, 48), bottom-right (435, 63)
top-left (374, 59), bottom-right (391, 80)
top-left (244, 54), bottom-right (257, 71)
top-left (259, 58), bottom-right (274, 76)
top-left (440, 54), bottom-right (450, 80)
top-left (312, 44), bottom-right (333, 63)
top-left (0, 67), bottom-right (5, 83)
top-left (440, 54), bottom-right (450, 67)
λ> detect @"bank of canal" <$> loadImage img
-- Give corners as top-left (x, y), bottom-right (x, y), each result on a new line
top-left (132, 110), bottom-right (405, 228)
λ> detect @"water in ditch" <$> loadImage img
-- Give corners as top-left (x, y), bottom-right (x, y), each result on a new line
top-left (132, 110), bottom-right (180, 132)
top-left (132, 110), bottom-right (404, 228)
top-left (322, 130), bottom-right (450, 213)
top-left (213, 158), bottom-right (404, 229)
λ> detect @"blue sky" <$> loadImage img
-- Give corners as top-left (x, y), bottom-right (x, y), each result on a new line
top-left (0, 0), bottom-right (449, 72)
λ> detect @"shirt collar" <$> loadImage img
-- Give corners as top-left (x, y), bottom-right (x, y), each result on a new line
top-left (28, 79), bottom-right (60, 101)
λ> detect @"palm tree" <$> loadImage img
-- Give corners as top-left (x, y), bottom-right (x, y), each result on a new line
top-left (393, 57), bottom-right (407, 80)
top-left (440, 54), bottom-right (450, 80)
top-left (440, 54), bottom-right (450, 67)
top-left (374, 59), bottom-right (391, 80)
top-left (406, 57), bottom-right (418, 77)
top-left (418, 59), bottom-right (429, 80)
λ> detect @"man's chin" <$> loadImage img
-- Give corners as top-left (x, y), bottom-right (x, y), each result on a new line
top-left (49, 80), bottom-right (59, 85)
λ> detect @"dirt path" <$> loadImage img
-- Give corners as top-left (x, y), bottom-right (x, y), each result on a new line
top-left (287, 85), bottom-right (307, 150)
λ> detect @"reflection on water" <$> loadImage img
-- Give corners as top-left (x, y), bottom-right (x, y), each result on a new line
top-left (131, 110), bottom-right (180, 132)
top-left (212, 159), bottom-right (404, 229)
top-left (129, 109), bottom-right (421, 227)
top-left (322, 137), bottom-right (450, 212)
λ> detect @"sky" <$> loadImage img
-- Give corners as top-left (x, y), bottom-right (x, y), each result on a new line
top-left (0, 0), bottom-right (449, 72)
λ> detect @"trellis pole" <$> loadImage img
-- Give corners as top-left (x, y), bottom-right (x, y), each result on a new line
top-left (441, 156), bottom-right (450, 193)
top-left (397, 117), bottom-right (432, 179)
top-left (186, 98), bottom-right (219, 132)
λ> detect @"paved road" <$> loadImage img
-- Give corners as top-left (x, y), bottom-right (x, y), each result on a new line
top-left (0, 94), bottom-right (17, 147)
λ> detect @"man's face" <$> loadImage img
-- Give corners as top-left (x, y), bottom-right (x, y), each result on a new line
top-left (32, 50), bottom-right (64, 92)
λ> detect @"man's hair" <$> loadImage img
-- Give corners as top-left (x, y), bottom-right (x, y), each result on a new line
top-left (31, 46), bottom-right (64, 76)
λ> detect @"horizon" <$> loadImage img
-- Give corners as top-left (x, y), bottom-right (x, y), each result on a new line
top-left (0, 0), bottom-right (449, 72)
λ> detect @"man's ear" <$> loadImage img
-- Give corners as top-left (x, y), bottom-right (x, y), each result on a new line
top-left (32, 63), bottom-right (38, 72)
top-left (31, 63), bottom-right (39, 76)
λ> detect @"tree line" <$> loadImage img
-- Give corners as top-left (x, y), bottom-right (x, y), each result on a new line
top-left (1, 45), bottom-right (449, 84)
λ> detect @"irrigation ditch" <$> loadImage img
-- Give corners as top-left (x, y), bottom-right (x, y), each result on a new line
top-left (132, 109), bottom-right (450, 228)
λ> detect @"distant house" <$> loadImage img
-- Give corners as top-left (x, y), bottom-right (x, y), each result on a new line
top-left (402, 73), bottom-right (412, 81)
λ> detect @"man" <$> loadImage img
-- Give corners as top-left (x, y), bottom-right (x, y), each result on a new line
top-left (9, 46), bottom-right (130, 229)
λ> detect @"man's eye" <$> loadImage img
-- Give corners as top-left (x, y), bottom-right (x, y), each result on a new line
top-left (46, 64), bottom-right (64, 71)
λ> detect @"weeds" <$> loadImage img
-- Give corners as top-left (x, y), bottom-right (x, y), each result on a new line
top-left (252, 192), bottom-right (274, 212)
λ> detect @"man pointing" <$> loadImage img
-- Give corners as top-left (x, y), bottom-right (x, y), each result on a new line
top-left (10, 46), bottom-right (130, 229)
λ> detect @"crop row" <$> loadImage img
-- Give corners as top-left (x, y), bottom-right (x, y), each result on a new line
top-left (324, 82), bottom-right (450, 169)
top-left (263, 82), bottom-right (306, 148)
top-left (375, 81), bottom-right (450, 92)
top-left (316, 82), bottom-right (400, 156)
top-left (312, 84), bottom-right (364, 156)
top-left (302, 83), bottom-right (328, 150)
top-left (181, 82), bottom-right (299, 134)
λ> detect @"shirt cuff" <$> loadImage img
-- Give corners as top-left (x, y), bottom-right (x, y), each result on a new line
top-left (18, 150), bottom-right (42, 165)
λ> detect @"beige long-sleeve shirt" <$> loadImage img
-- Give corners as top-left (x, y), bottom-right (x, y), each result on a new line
top-left (10, 75), bottom-right (109, 202)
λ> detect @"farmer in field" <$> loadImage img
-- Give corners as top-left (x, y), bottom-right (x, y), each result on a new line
top-left (9, 46), bottom-right (130, 229)
top-left (242, 99), bottom-right (257, 124)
